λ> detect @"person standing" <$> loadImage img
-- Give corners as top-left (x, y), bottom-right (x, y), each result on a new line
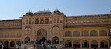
top-left (16, 44), bottom-right (19, 49)
top-left (1, 44), bottom-right (3, 49)
top-left (33, 44), bottom-right (35, 49)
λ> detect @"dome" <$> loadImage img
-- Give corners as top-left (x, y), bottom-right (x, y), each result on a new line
top-left (35, 10), bottom-right (51, 13)
top-left (34, 10), bottom-right (52, 16)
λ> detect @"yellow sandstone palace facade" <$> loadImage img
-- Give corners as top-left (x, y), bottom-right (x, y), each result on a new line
top-left (0, 9), bottom-right (111, 49)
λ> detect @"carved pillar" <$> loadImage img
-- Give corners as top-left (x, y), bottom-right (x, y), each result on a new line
top-left (64, 40), bottom-right (65, 47)
top-left (72, 40), bottom-right (73, 47)
top-left (8, 41), bottom-right (10, 47)
top-left (80, 31), bottom-right (81, 37)
top-left (97, 30), bottom-right (99, 36)
top-left (89, 41), bottom-right (91, 48)
top-left (44, 17), bottom-right (45, 24)
top-left (39, 17), bottom-right (40, 24)
top-left (2, 40), bottom-right (4, 45)
top-left (15, 40), bottom-right (17, 45)
top-left (88, 31), bottom-right (90, 37)
top-left (108, 41), bottom-right (110, 48)
top-left (80, 40), bottom-right (82, 48)
top-left (98, 41), bottom-right (100, 48)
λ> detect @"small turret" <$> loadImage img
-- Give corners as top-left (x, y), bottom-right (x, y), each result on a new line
top-left (53, 8), bottom-right (64, 15)
top-left (25, 10), bottom-right (33, 16)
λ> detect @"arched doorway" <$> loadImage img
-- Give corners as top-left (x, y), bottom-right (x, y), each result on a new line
top-left (82, 40), bottom-right (89, 48)
top-left (91, 40), bottom-right (98, 48)
top-left (37, 29), bottom-right (47, 44)
top-left (24, 37), bottom-right (30, 44)
top-left (4, 41), bottom-right (9, 48)
top-left (17, 41), bottom-right (21, 46)
top-left (10, 41), bottom-right (15, 47)
top-left (52, 36), bottom-right (59, 44)
top-left (100, 40), bottom-right (108, 48)
top-left (73, 40), bottom-right (80, 48)
top-left (65, 40), bottom-right (72, 47)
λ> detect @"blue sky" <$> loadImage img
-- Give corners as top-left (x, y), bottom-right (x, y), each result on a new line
top-left (0, 0), bottom-right (111, 20)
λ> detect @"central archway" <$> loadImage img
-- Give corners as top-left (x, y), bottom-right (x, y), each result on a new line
top-left (24, 37), bottom-right (30, 44)
top-left (52, 36), bottom-right (59, 44)
top-left (37, 29), bottom-right (47, 44)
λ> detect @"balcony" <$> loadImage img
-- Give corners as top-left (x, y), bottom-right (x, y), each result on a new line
top-left (63, 36), bottom-right (109, 39)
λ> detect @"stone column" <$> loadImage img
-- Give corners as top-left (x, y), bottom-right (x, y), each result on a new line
top-left (80, 31), bottom-right (81, 37)
top-left (72, 40), bottom-right (73, 47)
top-left (97, 30), bottom-right (99, 36)
top-left (108, 41), bottom-right (110, 48)
top-left (2, 40), bottom-right (4, 45)
top-left (15, 41), bottom-right (17, 45)
top-left (88, 31), bottom-right (90, 37)
top-left (98, 41), bottom-right (100, 48)
top-left (64, 40), bottom-right (65, 47)
top-left (89, 41), bottom-right (91, 48)
top-left (39, 17), bottom-right (40, 24)
top-left (44, 17), bottom-right (45, 24)
top-left (8, 41), bottom-right (10, 48)
top-left (80, 40), bottom-right (82, 48)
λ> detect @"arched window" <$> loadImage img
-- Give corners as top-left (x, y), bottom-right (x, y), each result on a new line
top-left (40, 18), bottom-right (44, 24)
top-left (25, 26), bottom-right (31, 35)
top-left (73, 31), bottom-right (80, 36)
top-left (35, 18), bottom-right (39, 24)
top-left (82, 30), bottom-right (89, 36)
top-left (100, 30), bottom-right (107, 36)
top-left (90, 30), bottom-right (98, 36)
top-left (0, 33), bottom-right (3, 38)
top-left (29, 18), bottom-right (31, 24)
top-left (82, 40), bottom-right (89, 48)
top-left (45, 18), bottom-right (49, 24)
top-left (100, 40), bottom-right (108, 48)
top-left (91, 40), bottom-right (98, 48)
top-left (65, 31), bottom-right (72, 37)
